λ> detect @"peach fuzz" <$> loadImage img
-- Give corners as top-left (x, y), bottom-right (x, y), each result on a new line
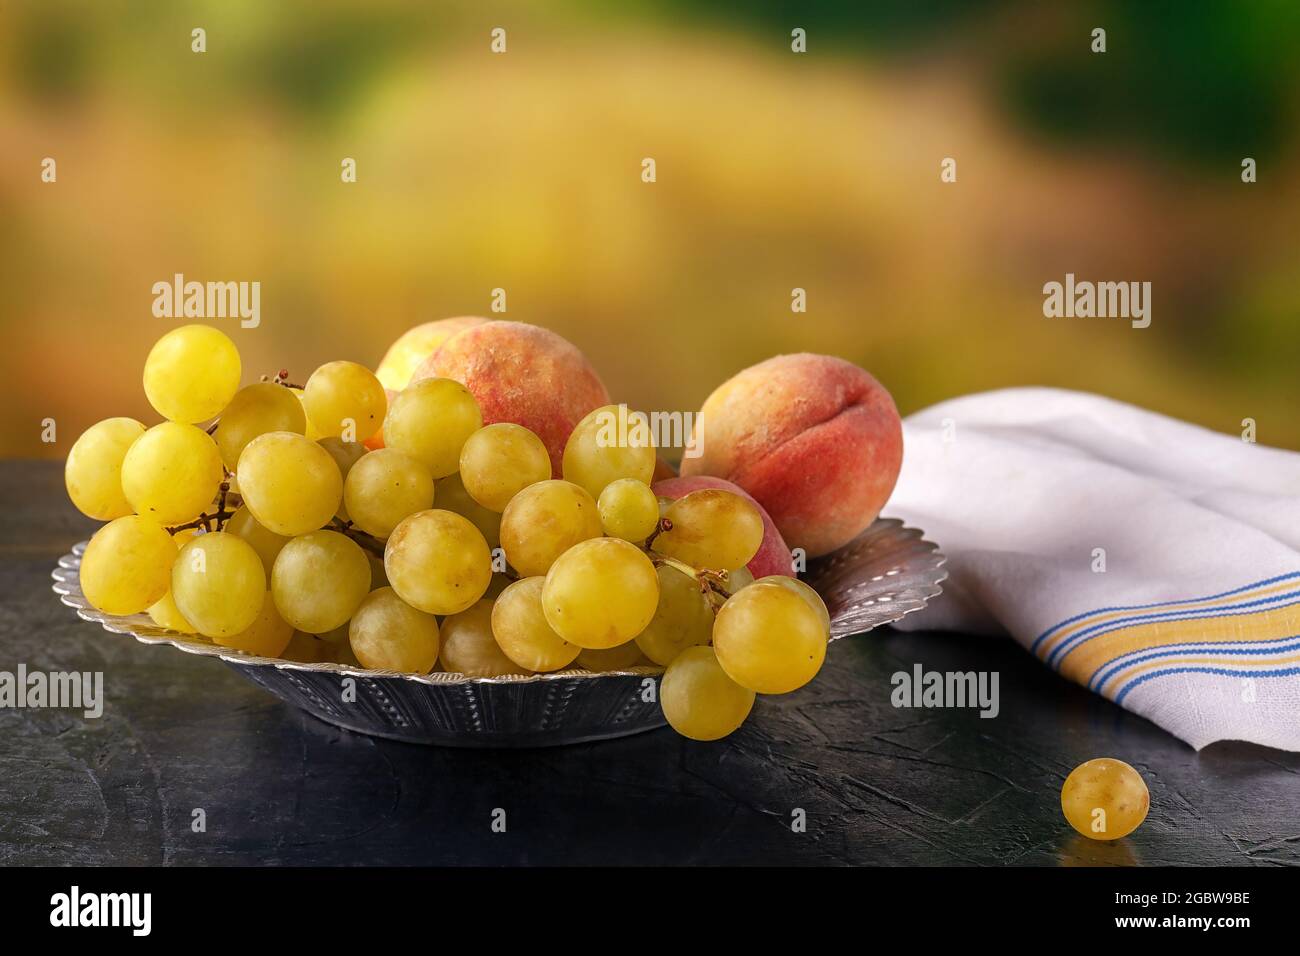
top-left (679, 353), bottom-right (902, 558)
top-left (375, 316), bottom-right (489, 391)
top-left (414, 321), bottom-right (610, 477)
top-left (652, 475), bottom-right (792, 579)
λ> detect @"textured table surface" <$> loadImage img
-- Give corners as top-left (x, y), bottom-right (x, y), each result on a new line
top-left (2, 461), bottom-right (1297, 866)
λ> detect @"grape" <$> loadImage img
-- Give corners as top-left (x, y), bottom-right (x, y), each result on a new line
top-left (634, 564), bottom-right (714, 666)
top-left (215, 382), bottom-right (306, 470)
top-left (290, 388), bottom-right (323, 440)
top-left (660, 646), bottom-right (755, 741)
top-left (725, 566), bottom-right (754, 594)
top-left (224, 505), bottom-right (289, 576)
top-left (492, 577), bottom-right (581, 672)
top-left (754, 575), bottom-right (830, 633)
top-left (65, 417), bottom-right (146, 520)
top-left (348, 587), bottom-right (440, 673)
top-left (499, 479), bottom-right (601, 576)
top-left (435, 473), bottom-right (501, 548)
top-left (270, 530), bottom-right (371, 633)
top-left (214, 592), bottom-right (293, 657)
top-left (653, 489), bottom-right (764, 572)
top-left (561, 404), bottom-right (656, 498)
top-left (171, 532), bottom-right (266, 638)
top-left (143, 324), bottom-right (241, 423)
top-left (302, 360), bottom-right (387, 441)
top-left (281, 631), bottom-right (332, 663)
top-left (343, 448), bottom-right (435, 538)
top-left (712, 579), bottom-right (827, 694)
top-left (459, 423), bottom-right (551, 512)
top-left (80, 516), bottom-right (176, 615)
top-left (541, 537), bottom-right (659, 649)
top-left (597, 478), bottom-right (660, 542)
top-left (147, 589), bottom-right (196, 633)
top-left (1061, 758), bottom-right (1150, 840)
top-left (317, 436), bottom-right (368, 521)
top-left (576, 642), bottom-right (647, 672)
top-left (328, 638), bottom-right (363, 667)
top-left (316, 622), bottom-right (350, 644)
top-left (120, 422), bottom-right (224, 525)
top-left (439, 599), bottom-right (525, 677)
top-left (236, 431), bottom-right (342, 536)
top-left (383, 377), bottom-right (482, 478)
top-left (368, 553), bottom-right (389, 589)
top-left (384, 509), bottom-right (492, 615)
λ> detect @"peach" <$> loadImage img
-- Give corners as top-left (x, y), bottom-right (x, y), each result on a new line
top-left (653, 475), bottom-right (792, 579)
top-left (414, 321), bottom-right (609, 476)
top-left (375, 316), bottom-right (489, 391)
top-left (679, 353), bottom-right (902, 558)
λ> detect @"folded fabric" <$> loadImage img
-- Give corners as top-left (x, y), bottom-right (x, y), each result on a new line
top-left (885, 387), bottom-right (1300, 752)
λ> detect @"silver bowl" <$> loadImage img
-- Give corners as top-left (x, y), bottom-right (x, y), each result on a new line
top-left (52, 518), bottom-right (945, 747)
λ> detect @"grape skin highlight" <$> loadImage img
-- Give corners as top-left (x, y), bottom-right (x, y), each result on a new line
top-left (65, 417), bottom-right (146, 520)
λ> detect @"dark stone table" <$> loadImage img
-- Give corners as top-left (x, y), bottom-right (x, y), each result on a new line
top-left (2, 461), bottom-right (1296, 866)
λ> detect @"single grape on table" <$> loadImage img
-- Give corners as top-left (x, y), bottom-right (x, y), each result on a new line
top-left (70, 322), bottom-right (855, 744)
top-left (1061, 758), bottom-right (1150, 840)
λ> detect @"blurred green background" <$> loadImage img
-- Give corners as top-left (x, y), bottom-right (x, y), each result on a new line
top-left (2, 0), bottom-right (1298, 457)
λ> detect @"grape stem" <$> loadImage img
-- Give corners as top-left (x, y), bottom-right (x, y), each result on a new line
top-left (650, 553), bottom-right (735, 610)
top-left (644, 516), bottom-right (672, 550)
top-left (329, 518), bottom-right (386, 558)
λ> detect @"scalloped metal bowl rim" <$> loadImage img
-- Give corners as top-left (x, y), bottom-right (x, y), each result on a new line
top-left (51, 517), bottom-right (947, 687)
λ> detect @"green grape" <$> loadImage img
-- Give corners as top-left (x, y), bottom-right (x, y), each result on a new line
top-left (499, 479), bottom-right (601, 576)
top-left (236, 431), bottom-right (342, 536)
top-left (541, 537), bottom-right (659, 649)
top-left (435, 473), bottom-right (501, 549)
top-left (383, 377), bottom-right (482, 478)
top-left (215, 382), bottom-right (306, 470)
top-left (712, 580), bottom-right (827, 694)
top-left (317, 436), bottom-right (368, 521)
top-left (80, 516), bottom-right (176, 615)
top-left (171, 532), bottom-right (266, 638)
top-left (343, 448), bottom-right (435, 538)
top-left (120, 422), bottom-right (224, 525)
top-left (1061, 758), bottom-right (1150, 840)
top-left (439, 599), bottom-right (524, 677)
top-left (302, 360), bottom-right (387, 441)
top-left (561, 404), bottom-right (656, 499)
top-left (754, 575), bottom-right (830, 633)
top-left (270, 530), bottom-right (371, 633)
top-left (660, 646), bottom-right (755, 741)
top-left (290, 388), bottom-right (323, 440)
top-left (147, 588), bottom-right (196, 633)
top-left (65, 417), bottom-right (146, 520)
top-left (384, 509), bottom-right (491, 615)
top-left (328, 638), bottom-right (363, 667)
top-left (349, 587), bottom-right (440, 673)
top-left (576, 642), bottom-right (647, 672)
top-left (316, 621), bottom-right (350, 644)
top-left (654, 489), bottom-right (764, 571)
top-left (597, 478), bottom-right (660, 542)
top-left (143, 324), bottom-right (242, 423)
top-left (492, 577), bottom-right (581, 672)
top-left (214, 592), bottom-right (293, 657)
top-left (634, 564), bottom-right (714, 666)
top-left (459, 423), bottom-right (551, 512)
top-left (224, 504), bottom-right (289, 576)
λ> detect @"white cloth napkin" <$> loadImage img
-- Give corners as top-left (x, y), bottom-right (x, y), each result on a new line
top-left (886, 387), bottom-right (1300, 752)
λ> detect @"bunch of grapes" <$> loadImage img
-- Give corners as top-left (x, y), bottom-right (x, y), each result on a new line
top-left (66, 325), bottom-right (831, 741)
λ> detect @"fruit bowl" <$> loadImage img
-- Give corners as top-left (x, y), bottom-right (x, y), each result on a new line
top-left (52, 518), bottom-right (945, 747)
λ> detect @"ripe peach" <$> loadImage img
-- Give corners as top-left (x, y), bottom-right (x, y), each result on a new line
top-left (414, 321), bottom-right (610, 476)
top-left (653, 475), bottom-right (792, 579)
top-left (679, 354), bottom-right (902, 557)
top-left (375, 317), bottom-right (489, 391)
